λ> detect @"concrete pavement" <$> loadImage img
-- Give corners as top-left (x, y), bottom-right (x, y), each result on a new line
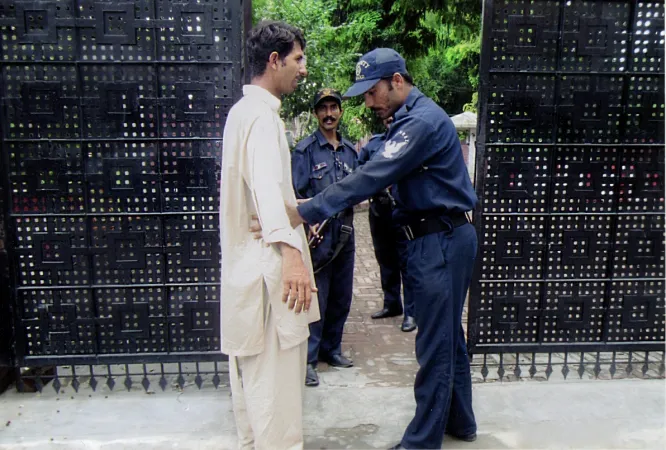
top-left (0, 379), bottom-right (664, 449)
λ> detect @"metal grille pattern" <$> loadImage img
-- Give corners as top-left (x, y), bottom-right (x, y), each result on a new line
top-left (469, 0), bottom-right (665, 355)
top-left (0, 0), bottom-right (244, 367)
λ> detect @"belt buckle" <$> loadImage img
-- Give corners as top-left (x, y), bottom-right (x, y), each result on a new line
top-left (401, 225), bottom-right (415, 241)
top-left (340, 225), bottom-right (353, 235)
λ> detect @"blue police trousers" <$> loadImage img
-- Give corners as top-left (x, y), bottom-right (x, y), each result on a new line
top-left (368, 205), bottom-right (415, 317)
top-left (308, 236), bottom-right (355, 365)
top-left (400, 222), bottom-right (477, 449)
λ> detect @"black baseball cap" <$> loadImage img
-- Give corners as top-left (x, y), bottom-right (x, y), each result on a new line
top-left (344, 48), bottom-right (407, 98)
top-left (313, 88), bottom-right (343, 108)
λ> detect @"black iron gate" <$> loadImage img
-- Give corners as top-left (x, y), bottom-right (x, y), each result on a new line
top-left (469, 0), bottom-right (665, 361)
top-left (0, 0), bottom-right (247, 377)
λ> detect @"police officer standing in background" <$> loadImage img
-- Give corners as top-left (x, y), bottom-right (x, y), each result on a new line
top-left (358, 119), bottom-right (416, 332)
top-left (292, 88), bottom-right (358, 387)
top-left (287, 49), bottom-right (478, 449)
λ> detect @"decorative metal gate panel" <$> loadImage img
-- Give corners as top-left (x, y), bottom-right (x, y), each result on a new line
top-left (469, 0), bottom-right (665, 355)
top-left (0, 0), bottom-right (245, 367)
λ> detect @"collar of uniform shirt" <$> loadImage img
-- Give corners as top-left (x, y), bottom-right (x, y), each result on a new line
top-left (242, 84), bottom-right (281, 112)
top-left (314, 128), bottom-right (353, 151)
top-left (394, 86), bottom-right (422, 121)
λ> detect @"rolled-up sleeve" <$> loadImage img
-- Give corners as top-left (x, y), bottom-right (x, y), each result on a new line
top-left (246, 114), bottom-right (303, 254)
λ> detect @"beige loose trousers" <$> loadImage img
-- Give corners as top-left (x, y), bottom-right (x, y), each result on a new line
top-left (229, 299), bottom-right (307, 450)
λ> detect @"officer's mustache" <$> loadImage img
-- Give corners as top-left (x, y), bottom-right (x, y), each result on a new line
top-left (323, 116), bottom-right (337, 123)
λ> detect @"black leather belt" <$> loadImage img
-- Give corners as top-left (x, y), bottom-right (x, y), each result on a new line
top-left (399, 211), bottom-right (469, 241)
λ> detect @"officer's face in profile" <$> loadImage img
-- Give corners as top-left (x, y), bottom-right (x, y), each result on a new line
top-left (314, 100), bottom-right (342, 132)
top-left (363, 78), bottom-right (401, 120)
top-left (272, 41), bottom-right (308, 95)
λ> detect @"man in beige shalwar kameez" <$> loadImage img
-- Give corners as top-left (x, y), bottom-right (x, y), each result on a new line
top-left (220, 21), bottom-right (320, 450)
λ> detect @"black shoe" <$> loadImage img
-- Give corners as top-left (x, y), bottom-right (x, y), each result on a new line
top-left (401, 316), bottom-right (416, 332)
top-left (371, 308), bottom-right (403, 319)
top-left (305, 364), bottom-right (319, 387)
top-left (323, 354), bottom-right (353, 368)
top-left (388, 444), bottom-right (404, 449)
top-left (447, 432), bottom-right (477, 442)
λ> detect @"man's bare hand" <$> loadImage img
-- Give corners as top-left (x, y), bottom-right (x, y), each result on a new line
top-left (280, 244), bottom-right (317, 314)
top-left (296, 198), bottom-right (310, 205)
top-left (286, 202), bottom-right (306, 228)
top-left (249, 215), bottom-right (262, 239)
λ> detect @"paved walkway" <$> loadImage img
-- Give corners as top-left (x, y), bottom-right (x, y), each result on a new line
top-left (0, 379), bottom-right (663, 449)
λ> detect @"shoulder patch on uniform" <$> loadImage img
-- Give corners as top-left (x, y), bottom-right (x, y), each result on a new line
top-left (382, 130), bottom-right (410, 159)
top-left (293, 135), bottom-right (316, 153)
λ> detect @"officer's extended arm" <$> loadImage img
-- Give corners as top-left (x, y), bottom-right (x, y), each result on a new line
top-left (297, 116), bottom-right (437, 225)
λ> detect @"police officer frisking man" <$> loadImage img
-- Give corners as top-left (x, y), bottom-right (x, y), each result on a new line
top-left (287, 49), bottom-right (479, 449)
top-left (358, 118), bottom-right (416, 333)
top-left (291, 88), bottom-right (358, 387)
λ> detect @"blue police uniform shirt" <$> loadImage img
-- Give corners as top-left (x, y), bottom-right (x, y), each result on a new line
top-left (291, 128), bottom-right (358, 266)
top-left (298, 87), bottom-right (478, 226)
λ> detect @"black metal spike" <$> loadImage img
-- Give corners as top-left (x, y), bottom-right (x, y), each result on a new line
top-left (176, 363), bottom-right (186, 389)
top-left (35, 376), bottom-right (43, 393)
top-left (71, 366), bottom-right (79, 393)
top-left (141, 365), bottom-right (150, 392)
top-left (195, 363), bottom-right (203, 389)
top-left (212, 362), bottom-right (220, 389)
top-left (89, 366), bottom-right (97, 392)
top-left (497, 354), bottom-right (505, 379)
top-left (480, 354), bottom-right (489, 381)
top-left (593, 352), bottom-right (601, 379)
top-left (545, 353), bottom-right (553, 380)
top-left (577, 352), bottom-right (585, 379)
top-left (529, 352), bottom-right (537, 378)
top-left (642, 352), bottom-right (649, 377)
top-left (513, 353), bottom-right (521, 379)
top-left (52, 376), bottom-right (61, 394)
top-left (626, 351), bottom-right (633, 376)
top-left (159, 364), bottom-right (167, 391)
top-left (123, 364), bottom-right (132, 391)
top-left (562, 353), bottom-right (569, 380)
top-left (107, 366), bottom-right (115, 391)
top-left (610, 351), bottom-right (617, 379)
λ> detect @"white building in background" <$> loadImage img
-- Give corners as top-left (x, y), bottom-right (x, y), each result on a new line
top-left (450, 111), bottom-right (478, 186)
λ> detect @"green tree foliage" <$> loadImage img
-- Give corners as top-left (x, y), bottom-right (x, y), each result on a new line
top-left (253, 0), bottom-right (481, 142)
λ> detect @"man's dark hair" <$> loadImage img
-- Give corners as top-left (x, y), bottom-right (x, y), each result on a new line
top-left (247, 21), bottom-right (306, 78)
top-left (383, 73), bottom-right (414, 91)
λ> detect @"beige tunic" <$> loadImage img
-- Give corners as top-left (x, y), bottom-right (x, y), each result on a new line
top-left (220, 84), bottom-right (320, 357)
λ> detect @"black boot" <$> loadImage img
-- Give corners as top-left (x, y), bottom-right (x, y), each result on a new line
top-left (371, 308), bottom-right (402, 319)
top-left (401, 316), bottom-right (416, 332)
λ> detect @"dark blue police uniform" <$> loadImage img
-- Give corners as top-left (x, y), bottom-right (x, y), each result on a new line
top-left (299, 87), bottom-right (478, 449)
top-left (358, 134), bottom-right (415, 320)
top-left (292, 129), bottom-right (358, 367)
